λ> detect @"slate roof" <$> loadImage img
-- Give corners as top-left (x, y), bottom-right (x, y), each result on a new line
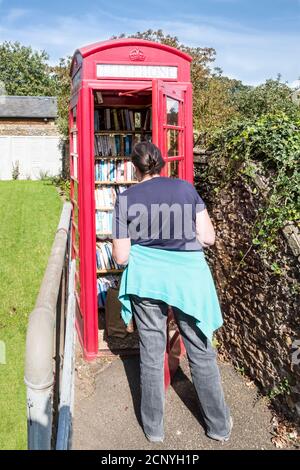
top-left (0, 96), bottom-right (57, 118)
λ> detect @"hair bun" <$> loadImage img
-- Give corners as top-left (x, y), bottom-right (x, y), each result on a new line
top-left (132, 142), bottom-right (165, 176)
top-left (148, 154), bottom-right (156, 169)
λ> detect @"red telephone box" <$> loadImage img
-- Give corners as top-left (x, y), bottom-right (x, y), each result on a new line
top-left (69, 39), bottom-right (194, 366)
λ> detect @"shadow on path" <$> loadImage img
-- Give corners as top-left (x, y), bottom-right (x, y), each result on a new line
top-left (120, 356), bottom-right (206, 434)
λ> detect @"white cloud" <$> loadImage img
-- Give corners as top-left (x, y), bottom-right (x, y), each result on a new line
top-left (0, 7), bottom-right (299, 85)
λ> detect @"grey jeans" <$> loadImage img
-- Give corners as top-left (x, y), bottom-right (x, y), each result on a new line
top-left (130, 294), bottom-right (230, 441)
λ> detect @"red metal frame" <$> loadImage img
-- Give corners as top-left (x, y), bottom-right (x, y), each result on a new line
top-left (69, 39), bottom-right (194, 382)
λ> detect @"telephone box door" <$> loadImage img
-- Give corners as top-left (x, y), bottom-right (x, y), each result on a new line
top-left (152, 79), bottom-right (193, 182)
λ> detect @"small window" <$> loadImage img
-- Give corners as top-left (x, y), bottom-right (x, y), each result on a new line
top-left (167, 160), bottom-right (179, 178)
top-left (166, 97), bottom-right (179, 126)
top-left (167, 129), bottom-right (179, 157)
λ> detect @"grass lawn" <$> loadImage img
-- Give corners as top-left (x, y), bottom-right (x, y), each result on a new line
top-left (0, 181), bottom-right (62, 450)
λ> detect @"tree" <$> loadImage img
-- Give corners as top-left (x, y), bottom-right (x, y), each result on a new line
top-left (0, 41), bottom-right (55, 96)
top-left (234, 78), bottom-right (300, 120)
top-left (112, 30), bottom-right (217, 131)
top-left (196, 74), bottom-right (247, 142)
top-left (50, 57), bottom-right (72, 137)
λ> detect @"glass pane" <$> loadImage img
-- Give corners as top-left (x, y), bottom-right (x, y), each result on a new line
top-left (76, 259), bottom-right (81, 296)
top-left (167, 161), bottom-right (179, 178)
top-left (73, 180), bottom-right (78, 202)
top-left (167, 97), bottom-right (179, 126)
top-left (167, 129), bottom-right (179, 156)
top-left (76, 278), bottom-right (80, 297)
top-left (75, 227), bottom-right (80, 252)
top-left (73, 155), bottom-right (78, 179)
top-left (73, 204), bottom-right (78, 228)
top-left (73, 132), bottom-right (78, 154)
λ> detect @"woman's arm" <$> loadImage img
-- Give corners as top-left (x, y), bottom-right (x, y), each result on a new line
top-left (196, 209), bottom-right (215, 248)
top-left (112, 238), bottom-right (131, 265)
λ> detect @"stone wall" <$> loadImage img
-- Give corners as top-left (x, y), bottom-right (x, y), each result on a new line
top-left (0, 118), bottom-right (59, 136)
top-left (194, 155), bottom-right (300, 422)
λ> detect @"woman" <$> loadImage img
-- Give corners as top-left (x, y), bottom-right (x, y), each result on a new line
top-left (112, 142), bottom-right (232, 443)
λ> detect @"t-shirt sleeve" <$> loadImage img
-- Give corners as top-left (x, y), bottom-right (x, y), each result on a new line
top-left (112, 194), bottom-right (129, 239)
top-left (192, 186), bottom-right (206, 213)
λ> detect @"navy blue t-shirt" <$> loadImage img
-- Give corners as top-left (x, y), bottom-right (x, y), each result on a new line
top-left (112, 176), bottom-right (206, 251)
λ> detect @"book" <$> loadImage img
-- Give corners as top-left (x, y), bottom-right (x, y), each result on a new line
top-left (129, 110), bottom-right (135, 131)
top-left (124, 109), bottom-right (131, 130)
top-left (120, 109), bottom-right (126, 130)
top-left (96, 211), bottom-right (113, 234)
top-left (95, 91), bottom-right (103, 104)
top-left (94, 110), bottom-right (100, 131)
top-left (134, 112), bottom-right (141, 129)
top-left (97, 275), bottom-right (119, 308)
top-left (105, 109), bottom-right (111, 130)
top-left (96, 242), bottom-right (121, 270)
top-left (143, 109), bottom-right (149, 130)
top-left (112, 109), bottom-right (120, 131)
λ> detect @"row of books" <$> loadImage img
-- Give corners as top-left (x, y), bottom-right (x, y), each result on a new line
top-left (95, 160), bottom-right (136, 182)
top-left (97, 276), bottom-right (119, 308)
top-left (94, 133), bottom-right (152, 157)
top-left (95, 185), bottom-right (127, 209)
top-left (96, 210), bottom-right (113, 234)
top-left (96, 241), bottom-right (121, 270)
top-left (94, 108), bottom-right (152, 132)
top-left (94, 134), bottom-right (131, 157)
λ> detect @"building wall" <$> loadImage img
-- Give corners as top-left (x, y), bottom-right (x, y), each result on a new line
top-left (0, 118), bottom-right (62, 180)
top-left (0, 135), bottom-right (62, 180)
top-left (0, 118), bottom-right (59, 137)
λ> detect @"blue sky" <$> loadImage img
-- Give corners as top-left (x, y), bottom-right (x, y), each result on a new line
top-left (0, 0), bottom-right (299, 85)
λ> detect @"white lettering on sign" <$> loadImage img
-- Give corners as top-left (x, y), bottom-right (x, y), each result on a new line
top-left (96, 64), bottom-right (178, 79)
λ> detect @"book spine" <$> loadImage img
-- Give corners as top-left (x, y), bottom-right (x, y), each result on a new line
top-left (129, 110), bottom-right (135, 131)
top-left (112, 109), bottom-right (120, 131)
top-left (125, 109), bottom-right (130, 130)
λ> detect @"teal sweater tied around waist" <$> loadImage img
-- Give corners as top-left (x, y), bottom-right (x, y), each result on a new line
top-left (118, 244), bottom-right (223, 342)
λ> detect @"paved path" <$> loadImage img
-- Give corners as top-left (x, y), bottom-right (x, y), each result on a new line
top-left (73, 352), bottom-right (278, 450)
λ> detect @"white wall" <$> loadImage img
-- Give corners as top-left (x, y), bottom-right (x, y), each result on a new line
top-left (0, 135), bottom-right (62, 180)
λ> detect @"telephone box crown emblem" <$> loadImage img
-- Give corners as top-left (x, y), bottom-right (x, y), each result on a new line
top-left (129, 48), bottom-right (146, 61)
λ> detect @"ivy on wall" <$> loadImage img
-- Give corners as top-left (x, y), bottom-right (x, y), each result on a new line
top-left (204, 113), bottom-right (300, 256)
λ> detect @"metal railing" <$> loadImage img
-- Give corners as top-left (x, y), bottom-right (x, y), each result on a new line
top-left (24, 202), bottom-right (74, 450)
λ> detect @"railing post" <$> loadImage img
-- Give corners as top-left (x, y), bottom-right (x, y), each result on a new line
top-left (56, 259), bottom-right (76, 450)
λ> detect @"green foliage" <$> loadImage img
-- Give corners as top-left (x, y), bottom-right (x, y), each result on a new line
top-left (50, 175), bottom-right (71, 200)
top-left (235, 365), bottom-right (246, 377)
top-left (234, 78), bottom-right (300, 120)
top-left (212, 336), bottom-right (220, 348)
top-left (195, 74), bottom-right (246, 142)
top-left (0, 41), bottom-right (55, 96)
top-left (0, 41), bottom-right (71, 139)
top-left (208, 113), bottom-right (300, 255)
top-left (11, 161), bottom-right (20, 180)
top-left (268, 378), bottom-right (291, 399)
top-left (0, 181), bottom-right (62, 449)
top-left (50, 57), bottom-right (72, 137)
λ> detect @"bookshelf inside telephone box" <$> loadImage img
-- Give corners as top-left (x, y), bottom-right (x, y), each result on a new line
top-left (70, 39), bottom-right (194, 379)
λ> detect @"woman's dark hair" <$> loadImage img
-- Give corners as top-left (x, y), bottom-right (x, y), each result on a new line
top-left (132, 142), bottom-right (165, 176)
